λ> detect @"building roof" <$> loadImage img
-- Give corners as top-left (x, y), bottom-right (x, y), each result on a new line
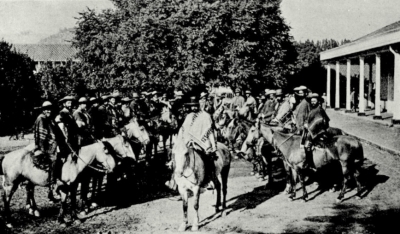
top-left (12, 44), bottom-right (78, 61)
top-left (320, 20), bottom-right (400, 61)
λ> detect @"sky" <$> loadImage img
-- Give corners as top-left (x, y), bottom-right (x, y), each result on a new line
top-left (0, 0), bottom-right (400, 44)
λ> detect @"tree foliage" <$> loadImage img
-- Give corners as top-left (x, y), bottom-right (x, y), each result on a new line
top-left (0, 40), bottom-right (39, 134)
top-left (72, 0), bottom-right (297, 94)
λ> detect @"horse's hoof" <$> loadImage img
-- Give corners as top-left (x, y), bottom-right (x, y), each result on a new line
top-left (178, 222), bottom-right (187, 232)
top-left (34, 210), bottom-right (41, 217)
top-left (191, 224), bottom-right (199, 231)
top-left (221, 210), bottom-right (227, 217)
top-left (28, 208), bottom-right (34, 216)
top-left (90, 202), bottom-right (99, 209)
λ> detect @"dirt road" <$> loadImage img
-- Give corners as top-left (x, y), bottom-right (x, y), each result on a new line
top-left (1, 136), bottom-right (399, 234)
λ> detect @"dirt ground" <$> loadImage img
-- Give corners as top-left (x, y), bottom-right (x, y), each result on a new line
top-left (1, 134), bottom-right (400, 234)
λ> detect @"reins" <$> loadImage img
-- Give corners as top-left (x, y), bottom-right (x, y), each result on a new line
top-left (64, 140), bottom-right (111, 173)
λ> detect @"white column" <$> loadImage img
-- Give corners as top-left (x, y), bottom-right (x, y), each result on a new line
top-left (326, 64), bottom-right (331, 108)
top-left (335, 61), bottom-right (340, 109)
top-left (374, 54), bottom-right (381, 119)
top-left (390, 46), bottom-right (400, 123)
top-left (346, 59), bottom-right (351, 111)
top-left (359, 56), bottom-right (365, 115)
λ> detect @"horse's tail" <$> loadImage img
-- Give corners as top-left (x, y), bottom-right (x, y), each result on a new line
top-left (0, 154), bottom-right (5, 175)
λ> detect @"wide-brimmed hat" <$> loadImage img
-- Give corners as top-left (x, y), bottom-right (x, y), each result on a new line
top-left (89, 97), bottom-right (98, 103)
top-left (259, 95), bottom-right (266, 101)
top-left (78, 97), bottom-right (88, 103)
top-left (265, 90), bottom-right (276, 96)
top-left (121, 97), bottom-right (132, 103)
top-left (132, 92), bottom-right (139, 98)
top-left (40, 101), bottom-right (53, 110)
top-left (310, 93), bottom-right (319, 99)
top-left (59, 95), bottom-right (75, 103)
top-left (235, 88), bottom-right (241, 93)
top-left (245, 90), bottom-right (251, 94)
top-left (275, 89), bottom-right (283, 96)
top-left (200, 92), bottom-right (208, 99)
top-left (298, 85), bottom-right (307, 91)
top-left (265, 89), bottom-right (270, 94)
top-left (110, 92), bottom-right (120, 98)
top-left (101, 94), bottom-right (111, 100)
top-left (185, 96), bottom-right (199, 106)
top-left (175, 91), bottom-right (184, 97)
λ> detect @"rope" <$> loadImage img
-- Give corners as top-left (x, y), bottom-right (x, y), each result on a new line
top-left (64, 141), bottom-right (110, 173)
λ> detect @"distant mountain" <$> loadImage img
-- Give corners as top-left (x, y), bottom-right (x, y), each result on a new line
top-left (38, 28), bottom-right (75, 44)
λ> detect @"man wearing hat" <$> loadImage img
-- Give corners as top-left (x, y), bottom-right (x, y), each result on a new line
top-left (120, 97), bottom-right (134, 126)
top-left (302, 93), bottom-right (330, 169)
top-left (292, 86), bottom-right (310, 135)
top-left (244, 90), bottom-right (257, 120)
top-left (129, 92), bottom-right (140, 117)
top-left (258, 90), bottom-right (277, 123)
top-left (271, 90), bottom-right (293, 127)
top-left (105, 92), bottom-right (121, 137)
top-left (33, 101), bottom-right (62, 200)
top-left (175, 95), bottom-right (218, 188)
top-left (230, 88), bottom-right (245, 111)
top-left (56, 95), bottom-right (79, 155)
top-left (73, 97), bottom-right (93, 147)
top-left (88, 97), bottom-right (102, 139)
top-left (171, 91), bottom-right (185, 127)
top-left (199, 92), bottom-right (209, 111)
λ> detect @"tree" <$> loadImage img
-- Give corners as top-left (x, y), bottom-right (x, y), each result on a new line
top-left (0, 40), bottom-right (39, 135)
top-left (72, 0), bottom-right (297, 95)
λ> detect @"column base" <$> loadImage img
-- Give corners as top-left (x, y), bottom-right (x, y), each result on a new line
top-left (373, 115), bottom-right (382, 120)
top-left (392, 119), bottom-right (400, 125)
top-left (334, 108), bottom-right (341, 111)
top-left (345, 109), bottom-right (352, 113)
top-left (357, 112), bottom-right (366, 116)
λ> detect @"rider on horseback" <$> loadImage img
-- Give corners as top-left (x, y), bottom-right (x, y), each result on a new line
top-left (33, 101), bottom-right (63, 200)
top-left (175, 95), bottom-right (218, 188)
top-left (303, 93), bottom-right (330, 149)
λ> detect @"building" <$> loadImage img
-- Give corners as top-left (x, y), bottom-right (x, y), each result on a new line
top-left (320, 20), bottom-right (400, 124)
top-left (13, 44), bottom-right (79, 72)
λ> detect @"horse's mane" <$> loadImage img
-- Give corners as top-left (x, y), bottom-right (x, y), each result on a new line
top-left (101, 140), bottom-right (117, 159)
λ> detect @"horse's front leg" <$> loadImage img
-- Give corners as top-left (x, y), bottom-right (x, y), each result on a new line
top-left (288, 168), bottom-right (297, 201)
top-left (337, 164), bottom-right (349, 203)
top-left (298, 169), bottom-right (308, 202)
top-left (57, 184), bottom-right (69, 227)
top-left (26, 182), bottom-right (40, 217)
top-left (177, 187), bottom-right (188, 232)
top-left (70, 181), bottom-right (82, 224)
top-left (191, 186), bottom-right (201, 231)
top-left (214, 176), bottom-right (222, 213)
top-left (3, 179), bottom-right (21, 228)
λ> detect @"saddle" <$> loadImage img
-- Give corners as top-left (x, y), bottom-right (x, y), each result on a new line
top-left (31, 151), bottom-right (52, 171)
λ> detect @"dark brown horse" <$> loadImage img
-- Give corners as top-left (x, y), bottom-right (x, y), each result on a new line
top-left (173, 140), bottom-right (231, 231)
top-left (273, 128), bottom-right (364, 202)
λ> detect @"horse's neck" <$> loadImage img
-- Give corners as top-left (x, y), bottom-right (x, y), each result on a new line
top-left (75, 144), bottom-right (97, 172)
top-left (260, 124), bottom-right (274, 143)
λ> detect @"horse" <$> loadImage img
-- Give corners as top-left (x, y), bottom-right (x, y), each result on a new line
top-left (78, 134), bottom-right (136, 214)
top-left (146, 105), bottom-right (178, 160)
top-left (86, 120), bottom-right (151, 211)
top-left (272, 126), bottom-right (364, 202)
top-left (172, 140), bottom-right (231, 231)
top-left (214, 109), bottom-right (235, 143)
top-left (0, 141), bottom-right (116, 228)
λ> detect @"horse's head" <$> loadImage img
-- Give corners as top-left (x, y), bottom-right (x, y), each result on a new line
top-left (124, 119), bottom-right (150, 146)
top-left (161, 107), bottom-right (178, 130)
top-left (237, 125), bottom-right (259, 157)
top-left (225, 118), bottom-right (244, 150)
top-left (216, 112), bottom-right (231, 129)
top-left (172, 138), bottom-right (190, 175)
top-left (105, 135), bottom-right (136, 159)
top-left (95, 141), bottom-right (117, 173)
